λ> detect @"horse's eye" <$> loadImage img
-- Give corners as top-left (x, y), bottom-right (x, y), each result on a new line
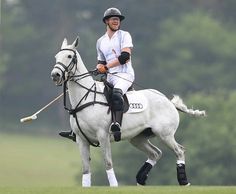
top-left (68, 55), bottom-right (72, 59)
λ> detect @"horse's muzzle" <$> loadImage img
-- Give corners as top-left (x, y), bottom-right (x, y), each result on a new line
top-left (51, 70), bottom-right (62, 85)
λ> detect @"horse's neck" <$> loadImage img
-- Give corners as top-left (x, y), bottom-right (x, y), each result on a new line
top-left (68, 53), bottom-right (96, 107)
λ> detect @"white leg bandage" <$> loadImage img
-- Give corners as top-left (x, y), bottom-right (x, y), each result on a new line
top-left (177, 160), bottom-right (185, 165)
top-left (146, 158), bottom-right (157, 166)
top-left (82, 173), bottom-right (91, 187)
top-left (106, 168), bottom-right (118, 187)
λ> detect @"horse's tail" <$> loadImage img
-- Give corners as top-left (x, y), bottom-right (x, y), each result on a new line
top-left (171, 95), bottom-right (206, 117)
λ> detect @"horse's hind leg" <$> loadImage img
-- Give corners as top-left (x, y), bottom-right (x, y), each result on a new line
top-left (160, 135), bottom-right (190, 186)
top-left (130, 134), bottom-right (162, 185)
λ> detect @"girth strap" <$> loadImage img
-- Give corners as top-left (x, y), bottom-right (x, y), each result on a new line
top-left (70, 101), bottom-right (108, 147)
top-left (69, 101), bottom-right (108, 115)
top-left (72, 112), bottom-right (100, 147)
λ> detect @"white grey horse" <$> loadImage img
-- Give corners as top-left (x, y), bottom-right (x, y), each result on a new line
top-left (51, 37), bottom-right (205, 187)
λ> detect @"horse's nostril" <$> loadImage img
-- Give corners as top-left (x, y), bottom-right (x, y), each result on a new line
top-left (51, 72), bottom-right (61, 82)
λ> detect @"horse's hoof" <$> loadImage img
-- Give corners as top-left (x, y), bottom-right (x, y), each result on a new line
top-left (137, 183), bottom-right (144, 186)
top-left (182, 183), bottom-right (191, 186)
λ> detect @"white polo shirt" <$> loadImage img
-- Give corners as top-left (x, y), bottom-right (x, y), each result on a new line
top-left (96, 30), bottom-right (134, 77)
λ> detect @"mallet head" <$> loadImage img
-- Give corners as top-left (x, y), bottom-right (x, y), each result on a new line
top-left (20, 115), bottom-right (37, 123)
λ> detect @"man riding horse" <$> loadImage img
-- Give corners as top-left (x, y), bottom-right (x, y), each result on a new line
top-left (60, 7), bottom-right (134, 142)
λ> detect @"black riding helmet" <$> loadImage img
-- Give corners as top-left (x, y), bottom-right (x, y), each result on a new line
top-left (103, 8), bottom-right (125, 23)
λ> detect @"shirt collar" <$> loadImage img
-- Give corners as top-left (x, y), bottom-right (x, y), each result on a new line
top-left (105, 30), bottom-right (120, 39)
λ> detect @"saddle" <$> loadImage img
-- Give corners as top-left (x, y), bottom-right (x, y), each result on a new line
top-left (103, 80), bottom-right (133, 113)
top-left (102, 80), bottom-right (147, 142)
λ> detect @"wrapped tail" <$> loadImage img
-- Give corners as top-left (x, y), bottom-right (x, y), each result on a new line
top-left (171, 95), bottom-right (206, 117)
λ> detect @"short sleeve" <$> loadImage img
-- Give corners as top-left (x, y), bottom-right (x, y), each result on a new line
top-left (121, 31), bottom-right (133, 49)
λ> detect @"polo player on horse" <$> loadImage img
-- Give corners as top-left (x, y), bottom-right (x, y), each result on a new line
top-left (60, 8), bottom-right (134, 142)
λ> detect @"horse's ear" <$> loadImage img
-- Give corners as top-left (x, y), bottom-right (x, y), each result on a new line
top-left (61, 38), bottom-right (68, 49)
top-left (72, 36), bottom-right (79, 48)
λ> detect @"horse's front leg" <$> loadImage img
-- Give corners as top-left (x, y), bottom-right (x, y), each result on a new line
top-left (97, 130), bottom-right (118, 187)
top-left (76, 135), bottom-right (91, 187)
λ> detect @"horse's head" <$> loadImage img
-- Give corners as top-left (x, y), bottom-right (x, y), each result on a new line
top-left (51, 37), bottom-right (79, 86)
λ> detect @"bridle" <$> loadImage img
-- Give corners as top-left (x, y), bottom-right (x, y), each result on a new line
top-left (54, 48), bottom-right (78, 82)
top-left (53, 48), bottom-right (108, 147)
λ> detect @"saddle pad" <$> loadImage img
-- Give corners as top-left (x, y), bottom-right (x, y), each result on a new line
top-left (126, 91), bottom-right (148, 113)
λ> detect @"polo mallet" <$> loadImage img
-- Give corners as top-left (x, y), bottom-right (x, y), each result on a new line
top-left (20, 91), bottom-right (67, 123)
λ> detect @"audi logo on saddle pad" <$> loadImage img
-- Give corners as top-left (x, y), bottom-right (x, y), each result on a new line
top-left (129, 103), bottom-right (143, 109)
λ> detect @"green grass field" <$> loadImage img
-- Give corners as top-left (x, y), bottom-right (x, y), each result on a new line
top-left (0, 133), bottom-right (235, 194)
top-left (0, 132), bottom-right (102, 187)
top-left (0, 186), bottom-right (235, 194)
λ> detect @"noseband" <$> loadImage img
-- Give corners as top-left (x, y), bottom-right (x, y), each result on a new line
top-left (54, 48), bottom-right (78, 78)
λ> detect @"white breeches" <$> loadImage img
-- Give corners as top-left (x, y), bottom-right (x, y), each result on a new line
top-left (107, 73), bottom-right (134, 94)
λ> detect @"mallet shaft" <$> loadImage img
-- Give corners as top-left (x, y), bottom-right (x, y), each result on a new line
top-left (20, 91), bottom-right (67, 123)
top-left (34, 92), bottom-right (64, 115)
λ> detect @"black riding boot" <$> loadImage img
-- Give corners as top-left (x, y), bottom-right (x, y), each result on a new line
top-left (111, 110), bottom-right (123, 141)
top-left (110, 88), bottom-right (124, 142)
top-left (59, 130), bottom-right (76, 142)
